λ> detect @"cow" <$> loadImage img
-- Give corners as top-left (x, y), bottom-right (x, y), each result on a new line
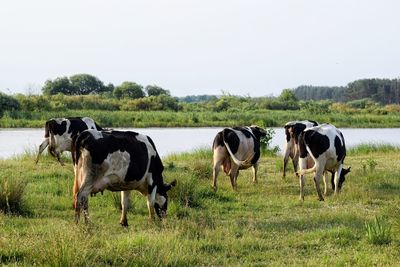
top-left (35, 117), bottom-right (103, 166)
top-left (212, 125), bottom-right (267, 191)
top-left (72, 129), bottom-right (176, 226)
top-left (283, 120), bottom-right (318, 178)
top-left (298, 124), bottom-right (351, 201)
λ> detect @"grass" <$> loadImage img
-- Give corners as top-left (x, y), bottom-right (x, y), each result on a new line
top-left (0, 145), bottom-right (399, 266)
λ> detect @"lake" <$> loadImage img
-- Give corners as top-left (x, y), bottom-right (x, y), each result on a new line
top-left (0, 127), bottom-right (399, 159)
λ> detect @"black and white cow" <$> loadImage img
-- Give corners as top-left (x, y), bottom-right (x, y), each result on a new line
top-left (212, 126), bottom-right (267, 191)
top-left (283, 120), bottom-right (318, 178)
top-left (298, 124), bottom-right (351, 201)
top-left (72, 129), bottom-right (176, 226)
top-left (35, 117), bottom-right (102, 165)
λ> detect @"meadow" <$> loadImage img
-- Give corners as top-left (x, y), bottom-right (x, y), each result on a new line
top-left (1, 109), bottom-right (400, 128)
top-left (1, 145), bottom-right (399, 266)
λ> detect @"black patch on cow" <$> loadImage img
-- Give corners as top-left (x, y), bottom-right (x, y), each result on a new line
top-left (292, 123), bottom-right (307, 144)
top-left (302, 130), bottom-right (330, 159)
top-left (309, 120), bottom-right (318, 126)
top-left (48, 120), bottom-right (67, 136)
top-left (222, 129), bottom-right (240, 154)
top-left (212, 131), bottom-right (224, 149)
top-left (284, 126), bottom-right (291, 142)
top-left (334, 135), bottom-right (346, 163)
top-left (68, 119), bottom-right (90, 138)
top-left (233, 127), bottom-right (252, 139)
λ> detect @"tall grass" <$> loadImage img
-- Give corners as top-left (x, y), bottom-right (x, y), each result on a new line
top-left (2, 109), bottom-right (400, 128)
top-left (0, 177), bottom-right (27, 214)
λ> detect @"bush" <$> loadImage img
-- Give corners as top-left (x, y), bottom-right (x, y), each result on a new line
top-left (0, 177), bottom-right (27, 214)
top-left (0, 93), bottom-right (20, 117)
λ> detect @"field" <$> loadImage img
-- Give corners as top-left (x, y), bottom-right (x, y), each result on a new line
top-left (1, 146), bottom-right (400, 266)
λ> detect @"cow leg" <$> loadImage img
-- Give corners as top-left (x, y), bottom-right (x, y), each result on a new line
top-left (334, 165), bottom-right (343, 195)
top-left (283, 143), bottom-right (290, 178)
top-left (252, 163), bottom-right (258, 183)
top-left (147, 185), bottom-right (158, 219)
top-left (229, 164), bottom-right (240, 191)
top-left (283, 141), bottom-right (293, 178)
top-left (323, 172), bottom-right (329, 195)
top-left (120, 190), bottom-right (131, 227)
top-left (55, 152), bottom-right (65, 166)
top-left (212, 162), bottom-right (221, 191)
top-left (74, 166), bottom-right (93, 224)
top-left (212, 147), bottom-right (227, 191)
top-left (313, 168), bottom-right (324, 201)
top-left (35, 138), bottom-right (49, 164)
top-left (298, 156), bottom-right (308, 201)
top-left (292, 147), bottom-right (299, 176)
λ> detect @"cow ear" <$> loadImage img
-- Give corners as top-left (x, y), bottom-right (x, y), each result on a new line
top-left (164, 179), bottom-right (177, 191)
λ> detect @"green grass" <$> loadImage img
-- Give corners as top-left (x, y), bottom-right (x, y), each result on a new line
top-left (0, 146), bottom-right (399, 266)
top-left (1, 109), bottom-right (400, 128)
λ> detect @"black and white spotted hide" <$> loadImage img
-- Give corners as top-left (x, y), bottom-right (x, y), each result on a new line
top-left (73, 130), bottom-right (176, 227)
top-left (298, 124), bottom-right (350, 201)
top-left (35, 117), bottom-right (102, 165)
top-left (212, 125), bottom-right (267, 191)
top-left (283, 120), bottom-right (318, 178)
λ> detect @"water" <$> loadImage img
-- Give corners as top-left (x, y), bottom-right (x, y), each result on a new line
top-left (0, 127), bottom-right (399, 159)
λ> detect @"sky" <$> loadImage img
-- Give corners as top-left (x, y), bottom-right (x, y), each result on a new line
top-left (1, 0), bottom-right (399, 97)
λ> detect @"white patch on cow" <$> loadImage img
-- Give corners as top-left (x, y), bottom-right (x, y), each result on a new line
top-left (156, 194), bottom-right (167, 206)
top-left (88, 129), bottom-right (103, 140)
top-left (82, 117), bottom-right (97, 130)
top-left (150, 185), bottom-right (157, 205)
top-left (225, 128), bottom-right (255, 168)
top-left (135, 134), bottom-right (157, 158)
top-left (102, 150), bottom-right (131, 181)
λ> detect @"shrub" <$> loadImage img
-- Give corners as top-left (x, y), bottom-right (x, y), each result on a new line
top-left (0, 177), bottom-right (27, 214)
top-left (365, 216), bottom-right (392, 245)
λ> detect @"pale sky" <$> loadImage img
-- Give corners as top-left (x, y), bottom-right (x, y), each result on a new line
top-left (1, 0), bottom-right (399, 97)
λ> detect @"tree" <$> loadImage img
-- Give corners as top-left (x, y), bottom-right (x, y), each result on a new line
top-left (145, 85), bottom-right (170, 96)
top-left (0, 93), bottom-right (20, 117)
top-left (113, 82), bottom-right (145, 99)
top-left (278, 89), bottom-right (298, 102)
top-left (42, 74), bottom-right (109, 95)
top-left (69, 74), bottom-right (108, 95)
top-left (42, 77), bottom-right (74, 95)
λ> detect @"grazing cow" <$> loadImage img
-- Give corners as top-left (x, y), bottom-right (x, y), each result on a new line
top-left (35, 117), bottom-right (102, 165)
top-left (298, 124), bottom-right (351, 201)
top-left (73, 129), bottom-right (176, 226)
top-left (212, 126), bottom-right (267, 191)
top-left (283, 120), bottom-right (318, 178)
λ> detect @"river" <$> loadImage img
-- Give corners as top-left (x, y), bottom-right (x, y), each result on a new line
top-left (0, 127), bottom-right (399, 159)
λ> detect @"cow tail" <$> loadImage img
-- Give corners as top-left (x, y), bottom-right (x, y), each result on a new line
top-left (73, 131), bottom-right (90, 166)
top-left (44, 120), bottom-right (51, 138)
top-left (222, 129), bottom-right (252, 167)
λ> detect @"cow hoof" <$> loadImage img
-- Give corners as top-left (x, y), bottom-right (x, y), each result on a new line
top-left (120, 221), bottom-right (128, 227)
top-left (318, 197), bottom-right (325, 201)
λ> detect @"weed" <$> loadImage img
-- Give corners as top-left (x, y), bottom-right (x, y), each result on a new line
top-left (365, 216), bottom-right (392, 245)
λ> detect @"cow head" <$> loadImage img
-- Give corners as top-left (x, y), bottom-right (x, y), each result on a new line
top-left (154, 179), bottom-right (177, 218)
top-left (331, 167), bottom-right (351, 191)
top-left (250, 125), bottom-right (267, 140)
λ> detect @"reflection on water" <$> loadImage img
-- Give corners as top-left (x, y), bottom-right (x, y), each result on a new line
top-left (1, 127), bottom-right (400, 159)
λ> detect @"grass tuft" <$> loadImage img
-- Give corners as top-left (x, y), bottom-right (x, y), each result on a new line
top-left (0, 177), bottom-right (27, 215)
top-left (365, 216), bottom-right (392, 245)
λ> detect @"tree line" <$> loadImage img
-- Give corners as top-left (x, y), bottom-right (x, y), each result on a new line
top-left (42, 74), bottom-right (171, 99)
top-left (293, 78), bottom-right (400, 104)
